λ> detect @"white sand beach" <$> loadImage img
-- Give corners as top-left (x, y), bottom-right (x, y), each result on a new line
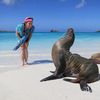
top-left (0, 51), bottom-right (100, 100)
top-left (0, 0), bottom-right (100, 99)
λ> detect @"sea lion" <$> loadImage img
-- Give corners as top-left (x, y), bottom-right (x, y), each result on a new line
top-left (40, 28), bottom-right (99, 92)
top-left (91, 53), bottom-right (100, 64)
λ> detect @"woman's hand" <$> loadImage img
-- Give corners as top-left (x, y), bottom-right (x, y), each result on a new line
top-left (25, 42), bottom-right (29, 48)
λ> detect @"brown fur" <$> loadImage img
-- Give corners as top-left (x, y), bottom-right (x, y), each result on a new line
top-left (40, 28), bottom-right (99, 92)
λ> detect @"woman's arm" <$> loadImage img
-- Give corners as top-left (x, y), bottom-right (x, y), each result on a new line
top-left (27, 32), bottom-right (32, 42)
top-left (25, 33), bottom-right (32, 47)
top-left (16, 31), bottom-right (22, 39)
top-left (24, 32), bottom-right (32, 44)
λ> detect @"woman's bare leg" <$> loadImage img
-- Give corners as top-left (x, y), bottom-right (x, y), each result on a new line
top-left (25, 47), bottom-right (28, 64)
top-left (21, 45), bottom-right (25, 66)
top-left (24, 43), bottom-right (28, 64)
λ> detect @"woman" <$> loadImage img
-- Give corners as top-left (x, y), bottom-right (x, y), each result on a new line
top-left (16, 17), bottom-right (35, 66)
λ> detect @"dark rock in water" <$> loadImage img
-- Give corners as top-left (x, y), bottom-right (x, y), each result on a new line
top-left (50, 29), bottom-right (59, 32)
top-left (96, 30), bottom-right (100, 32)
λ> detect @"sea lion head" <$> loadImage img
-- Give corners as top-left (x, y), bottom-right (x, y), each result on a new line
top-left (66, 28), bottom-right (74, 36)
top-left (62, 28), bottom-right (75, 50)
top-left (64, 28), bottom-right (74, 38)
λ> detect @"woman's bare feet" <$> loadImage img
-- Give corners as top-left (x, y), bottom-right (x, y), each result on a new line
top-left (25, 62), bottom-right (28, 65)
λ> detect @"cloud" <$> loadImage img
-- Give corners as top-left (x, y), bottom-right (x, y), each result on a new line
top-left (76, 0), bottom-right (87, 8)
top-left (59, 0), bottom-right (67, 2)
top-left (59, 0), bottom-right (87, 8)
top-left (1, 0), bottom-right (16, 5)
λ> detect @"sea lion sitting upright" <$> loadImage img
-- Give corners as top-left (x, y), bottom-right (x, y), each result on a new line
top-left (40, 28), bottom-right (99, 92)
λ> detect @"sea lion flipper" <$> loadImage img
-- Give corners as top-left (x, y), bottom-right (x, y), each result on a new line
top-left (40, 75), bottom-right (58, 82)
top-left (63, 78), bottom-right (92, 92)
top-left (50, 71), bottom-right (55, 73)
top-left (63, 78), bottom-right (79, 83)
top-left (80, 80), bottom-right (92, 93)
top-left (40, 73), bottom-right (64, 82)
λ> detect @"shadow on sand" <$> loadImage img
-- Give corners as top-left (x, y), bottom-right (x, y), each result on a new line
top-left (28, 60), bottom-right (53, 65)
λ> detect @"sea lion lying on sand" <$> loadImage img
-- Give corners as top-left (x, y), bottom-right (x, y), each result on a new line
top-left (40, 28), bottom-right (99, 92)
top-left (91, 53), bottom-right (100, 64)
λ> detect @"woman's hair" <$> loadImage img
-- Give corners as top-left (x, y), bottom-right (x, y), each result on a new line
top-left (24, 17), bottom-right (33, 23)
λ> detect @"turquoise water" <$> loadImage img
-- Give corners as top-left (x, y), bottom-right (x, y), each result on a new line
top-left (0, 32), bottom-right (100, 53)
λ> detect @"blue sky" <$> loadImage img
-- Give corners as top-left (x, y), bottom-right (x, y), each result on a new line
top-left (0, 0), bottom-right (100, 32)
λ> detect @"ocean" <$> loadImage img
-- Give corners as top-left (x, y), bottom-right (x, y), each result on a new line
top-left (0, 32), bottom-right (100, 57)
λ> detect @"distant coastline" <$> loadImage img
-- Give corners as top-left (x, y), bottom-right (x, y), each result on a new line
top-left (0, 30), bottom-right (15, 33)
top-left (0, 29), bottom-right (100, 33)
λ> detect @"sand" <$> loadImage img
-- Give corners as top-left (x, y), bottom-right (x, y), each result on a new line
top-left (0, 51), bottom-right (100, 100)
